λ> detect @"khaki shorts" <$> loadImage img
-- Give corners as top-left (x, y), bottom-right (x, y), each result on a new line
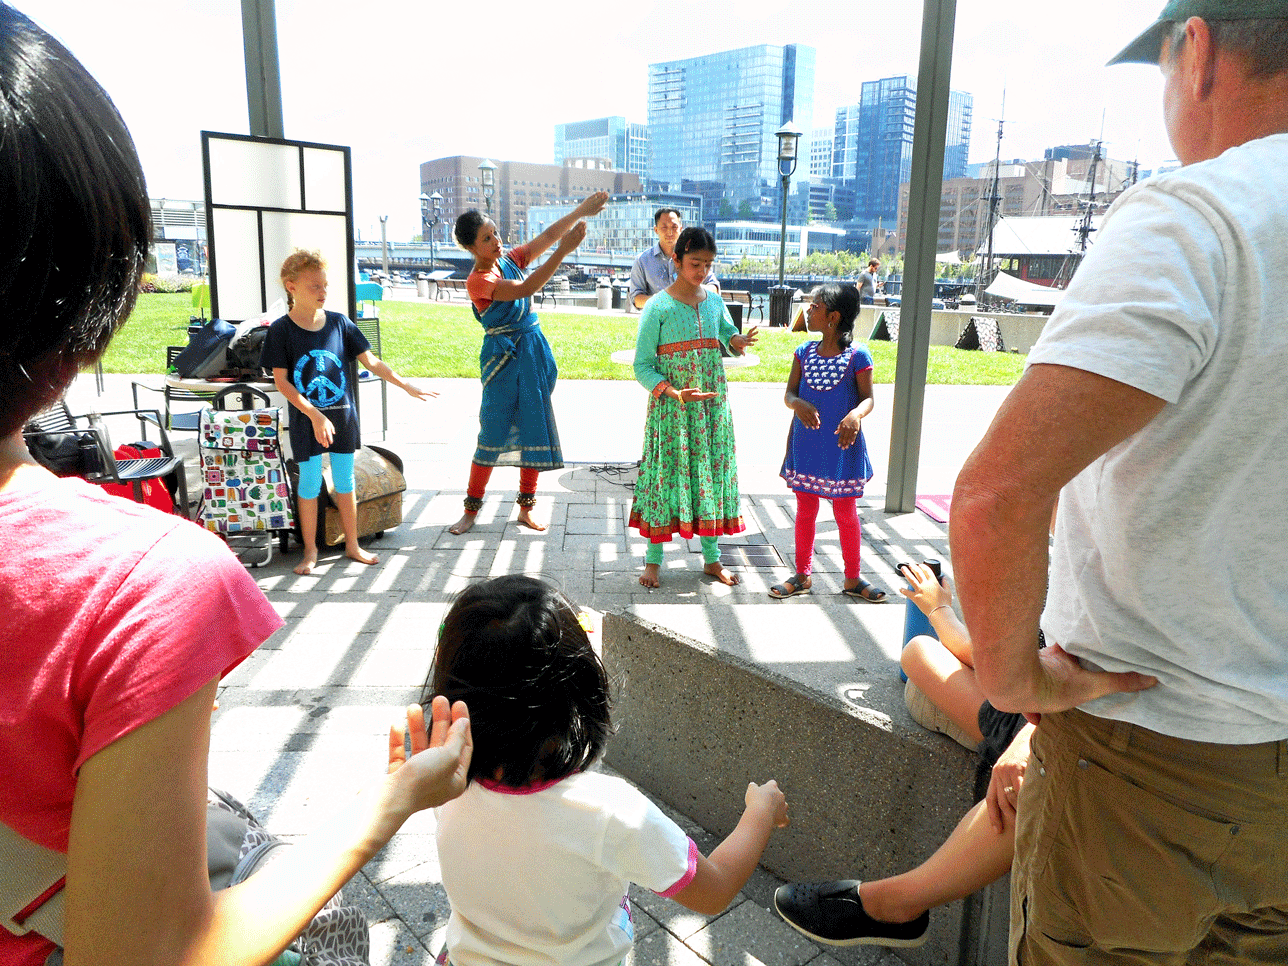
top-left (1011, 708), bottom-right (1288, 965)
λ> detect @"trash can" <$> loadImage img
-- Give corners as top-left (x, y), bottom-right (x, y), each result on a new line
top-left (611, 283), bottom-right (624, 310)
top-left (428, 280), bottom-right (438, 301)
top-left (770, 285), bottom-right (794, 327)
top-left (416, 273), bottom-right (430, 299)
top-left (596, 280), bottom-right (612, 311)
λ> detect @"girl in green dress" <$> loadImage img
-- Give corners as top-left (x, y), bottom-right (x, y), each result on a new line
top-left (628, 228), bottom-right (758, 587)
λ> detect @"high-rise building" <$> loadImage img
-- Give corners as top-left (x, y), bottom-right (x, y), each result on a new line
top-left (647, 44), bottom-right (815, 214)
top-left (836, 76), bottom-right (972, 225)
top-left (553, 117), bottom-right (650, 179)
top-left (810, 127), bottom-right (834, 181)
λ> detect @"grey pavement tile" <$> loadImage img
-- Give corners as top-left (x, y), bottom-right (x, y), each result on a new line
top-left (363, 821), bottom-right (441, 884)
top-left (628, 883), bottom-right (718, 942)
top-left (368, 918), bottom-right (436, 966)
top-left (687, 900), bottom-right (820, 966)
top-left (630, 902), bottom-right (663, 942)
top-left (376, 871), bottom-right (453, 940)
top-left (631, 921), bottom-right (716, 966)
top-left (340, 869), bottom-right (397, 925)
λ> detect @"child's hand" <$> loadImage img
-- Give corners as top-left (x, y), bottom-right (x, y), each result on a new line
top-left (791, 398), bottom-right (820, 430)
top-left (676, 386), bottom-right (717, 404)
top-left (405, 383), bottom-right (438, 401)
top-left (836, 412), bottom-right (861, 449)
top-left (746, 779), bottom-right (790, 829)
top-left (730, 326), bottom-right (759, 354)
top-left (311, 412), bottom-right (335, 447)
top-left (898, 561), bottom-right (953, 615)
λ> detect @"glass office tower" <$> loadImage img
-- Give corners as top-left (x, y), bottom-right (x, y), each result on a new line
top-left (837, 76), bottom-right (972, 224)
top-left (553, 116), bottom-right (650, 180)
top-left (648, 44), bottom-right (815, 214)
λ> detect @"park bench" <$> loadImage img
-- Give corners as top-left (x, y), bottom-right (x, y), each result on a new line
top-left (435, 278), bottom-right (469, 301)
top-left (722, 289), bottom-right (765, 322)
top-left (534, 286), bottom-right (583, 308)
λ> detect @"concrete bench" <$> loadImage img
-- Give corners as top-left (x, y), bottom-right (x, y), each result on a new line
top-left (601, 611), bottom-right (1009, 966)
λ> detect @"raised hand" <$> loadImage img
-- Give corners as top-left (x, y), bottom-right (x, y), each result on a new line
top-left (386, 696), bottom-right (472, 812)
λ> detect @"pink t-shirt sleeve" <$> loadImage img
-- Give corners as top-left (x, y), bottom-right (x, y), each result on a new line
top-left (73, 523), bottom-right (282, 770)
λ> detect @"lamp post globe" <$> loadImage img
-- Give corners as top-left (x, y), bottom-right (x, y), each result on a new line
top-left (479, 158), bottom-right (497, 217)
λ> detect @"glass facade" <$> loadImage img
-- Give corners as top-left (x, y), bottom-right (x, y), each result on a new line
top-left (553, 116), bottom-right (650, 180)
top-left (525, 193), bottom-right (703, 257)
top-left (647, 44), bottom-right (815, 214)
top-left (836, 76), bottom-right (973, 225)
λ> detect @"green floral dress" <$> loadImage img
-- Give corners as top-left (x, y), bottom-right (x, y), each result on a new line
top-left (628, 291), bottom-right (745, 542)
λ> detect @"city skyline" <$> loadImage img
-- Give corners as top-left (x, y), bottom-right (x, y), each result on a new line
top-left (19, 0), bottom-right (1174, 242)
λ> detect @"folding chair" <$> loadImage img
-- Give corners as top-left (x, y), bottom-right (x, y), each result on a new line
top-left (131, 346), bottom-right (210, 433)
top-left (24, 402), bottom-right (190, 517)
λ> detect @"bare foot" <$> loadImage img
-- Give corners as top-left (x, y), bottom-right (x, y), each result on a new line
top-left (704, 561), bottom-right (740, 586)
top-left (346, 545), bottom-right (379, 566)
top-left (639, 563), bottom-right (661, 588)
top-left (516, 506), bottom-right (546, 531)
top-left (294, 547), bottom-right (318, 576)
top-left (448, 513), bottom-right (476, 535)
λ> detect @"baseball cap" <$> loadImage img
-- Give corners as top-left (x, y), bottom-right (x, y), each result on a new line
top-left (1107, 0), bottom-right (1288, 65)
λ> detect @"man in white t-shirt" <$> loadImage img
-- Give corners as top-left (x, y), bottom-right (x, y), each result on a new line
top-left (950, 2), bottom-right (1288, 963)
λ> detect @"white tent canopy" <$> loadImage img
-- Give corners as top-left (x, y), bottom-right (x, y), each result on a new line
top-left (985, 271), bottom-right (1067, 307)
top-left (935, 250), bottom-right (964, 264)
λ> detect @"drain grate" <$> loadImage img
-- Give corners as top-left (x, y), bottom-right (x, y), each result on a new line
top-left (717, 542), bottom-right (784, 570)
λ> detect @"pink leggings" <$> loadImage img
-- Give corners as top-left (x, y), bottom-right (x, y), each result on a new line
top-left (794, 492), bottom-right (861, 579)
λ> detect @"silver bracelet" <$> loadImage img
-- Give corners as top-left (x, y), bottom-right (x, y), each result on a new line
top-left (928, 604), bottom-right (953, 618)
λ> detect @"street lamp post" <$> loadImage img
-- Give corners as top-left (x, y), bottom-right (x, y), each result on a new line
top-left (420, 191), bottom-right (443, 299)
top-left (479, 158), bottom-right (497, 219)
top-left (770, 121), bottom-right (802, 327)
top-left (378, 215), bottom-right (389, 281)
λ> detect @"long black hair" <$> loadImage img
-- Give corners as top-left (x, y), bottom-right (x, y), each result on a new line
top-left (673, 226), bottom-right (717, 262)
top-left (424, 575), bottom-right (612, 787)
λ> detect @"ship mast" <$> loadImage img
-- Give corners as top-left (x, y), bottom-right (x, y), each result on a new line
top-left (974, 93), bottom-right (1005, 303)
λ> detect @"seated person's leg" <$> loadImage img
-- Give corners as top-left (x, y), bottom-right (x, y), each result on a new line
top-left (900, 635), bottom-right (986, 746)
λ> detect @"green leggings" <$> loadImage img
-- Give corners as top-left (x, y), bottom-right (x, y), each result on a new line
top-left (646, 535), bottom-right (721, 566)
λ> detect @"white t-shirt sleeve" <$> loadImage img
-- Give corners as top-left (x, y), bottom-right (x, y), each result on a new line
top-left (1027, 183), bottom-right (1225, 404)
top-left (599, 784), bottom-right (697, 897)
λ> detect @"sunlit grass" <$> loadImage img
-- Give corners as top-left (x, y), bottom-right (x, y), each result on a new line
top-left (102, 293), bottom-right (1027, 386)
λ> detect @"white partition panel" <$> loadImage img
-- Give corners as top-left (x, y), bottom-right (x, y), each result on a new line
top-left (203, 132), bottom-right (354, 323)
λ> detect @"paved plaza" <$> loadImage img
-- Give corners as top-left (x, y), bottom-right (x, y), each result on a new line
top-left (64, 363), bottom-right (1011, 966)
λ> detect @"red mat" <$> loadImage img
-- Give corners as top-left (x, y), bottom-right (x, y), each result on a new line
top-left (915, 494), bottom-right (952, 523)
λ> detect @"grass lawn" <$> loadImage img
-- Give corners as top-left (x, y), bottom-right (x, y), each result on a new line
top-left (102, 293), bottom-right (1028, 386)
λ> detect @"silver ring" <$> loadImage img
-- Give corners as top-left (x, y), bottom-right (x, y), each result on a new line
top-left (1004, 786), bottom-right (1015, 794)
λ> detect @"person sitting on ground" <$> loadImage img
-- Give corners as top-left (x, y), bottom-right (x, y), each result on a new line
top-left (0, 9), bottom-right (471, 964)
top-left (426, 575), bottom-right (789, 966)
top-left (773, 562), bottom-right (1032, 949)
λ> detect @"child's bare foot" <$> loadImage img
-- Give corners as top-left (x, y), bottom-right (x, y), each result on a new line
top-left (448, 513), bottom-right (476, 535)
top-left (639, 563), bottom-right (661, 588)
top-left (516, 506), bottom-right (546, 531)
top-left (346, 545), bottom-right (379, 566)
top-left (294, 547), bottom-right (319, 576)
top-left (704, 561), bottom-right (740, 586)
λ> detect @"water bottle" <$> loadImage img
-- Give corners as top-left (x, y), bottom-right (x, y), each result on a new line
top-left (898, 559), bottom-right (942, 681)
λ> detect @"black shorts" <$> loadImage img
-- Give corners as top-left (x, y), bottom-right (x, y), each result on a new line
top-left (977, 701), bottom-right (1027, 767)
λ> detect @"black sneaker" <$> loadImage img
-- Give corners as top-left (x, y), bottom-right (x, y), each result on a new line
top-left (773, 880), bottom-right (930, 948)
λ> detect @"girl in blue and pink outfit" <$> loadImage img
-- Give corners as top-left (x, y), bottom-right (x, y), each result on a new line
top-left (771, 283), bottom-right (885, 601)
top-left (426, 575), bottom-right (789, 966)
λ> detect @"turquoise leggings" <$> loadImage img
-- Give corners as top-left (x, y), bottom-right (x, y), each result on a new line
top-left (296, 452), bottom-right (355, 500)
top-left (646, 535), bottom-right (721, 566)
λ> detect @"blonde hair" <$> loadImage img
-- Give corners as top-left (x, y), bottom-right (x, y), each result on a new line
top-left (280, 249), bottom-right (326, 308)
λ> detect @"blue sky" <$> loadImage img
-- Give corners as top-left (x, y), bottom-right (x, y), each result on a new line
top-left (19, 0), bottom-right (1173, 241)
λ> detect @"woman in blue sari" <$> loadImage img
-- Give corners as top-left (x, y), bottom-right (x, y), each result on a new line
top-left (448, 193), bottom-right (608, 535)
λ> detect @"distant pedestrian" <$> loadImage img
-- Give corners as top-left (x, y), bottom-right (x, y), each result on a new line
top-left (629, 227), bottom-right (758, 587)
top-left (427, 574), bottom-right (789, 966)
top-left (856, 258), bottom-right (882, 304)
top-left (447, 193), bottom-right (607, 536)
top-left (629, 207), bottom-right (719, 310)
top-left (771, 283), bottom-right (884, 600)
